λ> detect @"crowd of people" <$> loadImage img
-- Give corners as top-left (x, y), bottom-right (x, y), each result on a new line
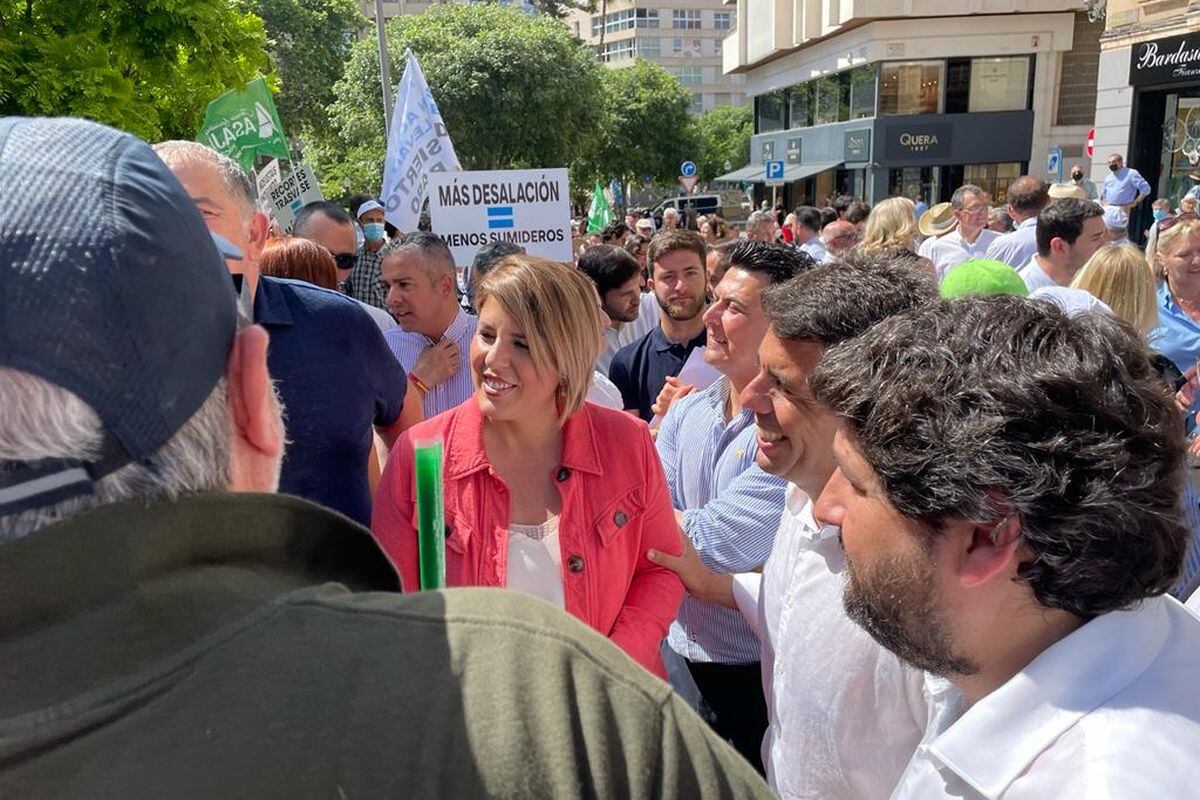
top-left (4, 115), bottom-right (1200, 798)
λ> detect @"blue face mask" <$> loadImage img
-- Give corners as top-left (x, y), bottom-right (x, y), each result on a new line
top-left (363, 222), bottom-right (386, 242)
top-left (1153, 209), bottom-right (1169, 221)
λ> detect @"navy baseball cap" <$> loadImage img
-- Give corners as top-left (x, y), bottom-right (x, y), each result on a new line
top-left (0, 117), bottom-right (238, 514)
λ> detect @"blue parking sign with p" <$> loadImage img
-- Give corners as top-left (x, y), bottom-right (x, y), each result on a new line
top-left (765, 160), bottom-right (785, 181)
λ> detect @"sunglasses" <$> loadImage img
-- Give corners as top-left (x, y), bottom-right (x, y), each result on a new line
top-left (1158, 212), bottom-right (1200, 232)
top-left (333, 252), bottom-right (358, 271)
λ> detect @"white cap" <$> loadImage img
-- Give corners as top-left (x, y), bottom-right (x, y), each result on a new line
top-left (1102, 206), bottom-right (1129, 229)
top-left (356, 199), bottom-right (384, 219)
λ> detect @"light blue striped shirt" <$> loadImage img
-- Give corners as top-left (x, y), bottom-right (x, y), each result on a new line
top-left (384, 309), bottom-right (477, 418)
top-left (657, 377), bottom-right (789, 664)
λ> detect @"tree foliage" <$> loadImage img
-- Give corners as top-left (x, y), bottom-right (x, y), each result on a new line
top-left (313, 4), bottom-right (605, 196)
top-left (695, 104), bottom-right (752, 183)
top-left (583, 59), bottom-right (698, 187)
top-left (0, 0), bottom-right (270, 142)
top-left (239, 0), bottom-right (363, 136)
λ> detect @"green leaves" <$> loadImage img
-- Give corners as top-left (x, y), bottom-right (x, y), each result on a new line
top-left (695, 104), bottom-right (752, 183)
top-left (0, 0), bottom-right (271, 141)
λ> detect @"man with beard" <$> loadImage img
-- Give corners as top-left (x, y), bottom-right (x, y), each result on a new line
top-left (577, 244), bottom-right (658, 373)
top-left (651, 243), bottom-right (810, 773)
top-left (609, 230), bottom-right (709, 421)
top-left (648, 253), bottom-right (934, 798)
top-left (808, 295), bottom-right (1200, 799)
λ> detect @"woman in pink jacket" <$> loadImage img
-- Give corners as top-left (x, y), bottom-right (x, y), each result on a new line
top-left (373, 255), bottom-right (684, 677)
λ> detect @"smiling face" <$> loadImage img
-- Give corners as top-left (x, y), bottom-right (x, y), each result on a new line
top-left (1160, 228), bottom-right (1200, 300)
top-left (650, 248), bottom-right (707, 322)
top-left (470, 299), bottom-right (560, 423)
top-left (814, 428), bottom-right (978, 676)
top-left (739, 331), bottom-right (839, 493)
top-left (701, 266), bottom-right (769, 385)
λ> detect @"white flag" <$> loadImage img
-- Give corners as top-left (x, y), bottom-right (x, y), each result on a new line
top-left (381, 50), bottom-right (461, 232)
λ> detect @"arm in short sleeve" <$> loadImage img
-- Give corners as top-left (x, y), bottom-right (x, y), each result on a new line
top-left (371, 432), bottom-right (420, 592)
top-left (682, 464), bottom-right (787, 573)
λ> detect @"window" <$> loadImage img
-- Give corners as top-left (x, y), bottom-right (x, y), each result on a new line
top-left (572, 21), bottom-right (580, 38)
top-left (811, 75), bottom-right (843, 126)
top-left (673, 37), bottom-right (703, 56)
top-left (673, 9), bottom-right (701, 29)
top-left (599, 38), bottom-right (636, 63)
top-left (878, 61), bottom-right (943, 115)
top-left (755, 91), bottom-right (786, 134)
top-left (714, 92), bottom-right (732, 107)
top-left (714, 10), bottom-right (732, 29)
top-left (1056, 12), bottom-right (1100, 125)
top-left (638, 37), bottom-right (661, 57)
top-left (690, 93), bottom-right (704, 114)
top-left (787, 84), bottom-right (811, 129)
top-left (848, 65), bottom-right (876, 119)
top-left (594, 9), bottom-right (656, 35)
top-left (635, 8), bottom-right (659, 28)
top-left (675, 66), bottom-right (703, 86)
top-left (969, 57), bottom-right (1031, 112)
top-left (963, 162), bottom-right (1023, 203)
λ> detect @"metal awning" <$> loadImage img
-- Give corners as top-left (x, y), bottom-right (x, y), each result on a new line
top-left (713, 165), bottom-right (764, 183)
top-left (779, 161), bottom-right (843, 182)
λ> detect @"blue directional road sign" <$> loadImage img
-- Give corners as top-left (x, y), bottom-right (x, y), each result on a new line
top-left (765, 160), bottom-right (786, 184)
top-left (680, 160), bottom-right (697, 178)
top-left (1047, 146), bottom-right (1063, 182)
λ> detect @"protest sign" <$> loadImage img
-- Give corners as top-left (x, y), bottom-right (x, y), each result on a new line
top-left (381, 50), bottom-right (461, 232)
top-left (428, 168), bottom-right (572, 264)
top-left (267, 164), bottom-right (324, 234)
top-left (256, 158), bottom-right (282, 199)
top-left (197, 77), bottom-right (291, 171)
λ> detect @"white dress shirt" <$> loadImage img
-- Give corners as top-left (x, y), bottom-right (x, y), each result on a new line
top-left (797, 234), bottom-right (827, 262)
top-left (599, 292), bottom-right (658, 374)
top-left (586, 370), bottom-right (624, 410)
top-left (928, 229), bottom-right (1001, 281)
top-left (731, 485), bottom-right (927, 799)
top-left (891, 595), bottom-right (1200, 799)
top-left (1017, 256), bottom-right (1058, 292)
top-left (984, 217), bottom-right (1038, 269)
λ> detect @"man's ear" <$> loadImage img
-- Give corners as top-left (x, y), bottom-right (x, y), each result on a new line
top-left (955, 514), bottom-right (1023, 589)
top-left (244, 211), bottom-right (270, 264)
top-left (226, 324), bottom-right (283, 492)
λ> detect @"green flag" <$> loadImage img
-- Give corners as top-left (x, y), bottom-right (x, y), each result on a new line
top-left (197, 76), bottom-right (291, 171)
top-left (587, 180), bottom-right (614, 234)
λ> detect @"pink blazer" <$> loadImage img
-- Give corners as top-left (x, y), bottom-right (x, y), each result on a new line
top-left (372, 400), bottom-right (684, 678)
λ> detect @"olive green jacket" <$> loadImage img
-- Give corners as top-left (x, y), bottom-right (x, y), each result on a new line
top-left (0, 493), bottom-right (773, 799)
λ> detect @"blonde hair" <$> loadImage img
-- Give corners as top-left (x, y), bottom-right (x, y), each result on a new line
top-left (1156, 217), bottom-right (1200, 279)
top-left (857, 196), bottom-right (920, 254)
top-left (476, 256), bottom-right (603, 423)
top-left (1071, 244), bottom-right (1158, 335)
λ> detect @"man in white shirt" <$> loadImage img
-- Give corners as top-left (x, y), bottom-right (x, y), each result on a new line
top-left (648, 252), bottom-right (936, 799)
top-left (926, 185), bottom-right (1000, 280)
top-left (577, 244), bottom-right (657, 373)
top-left (792, 206), bottom-right (826, 262)
top-left (984, 176), bottom-right (1049, 268)
top-left (1018, 198), bottom-right (1107, 292)
top-left (807, 294), bottom-right (1200, 800)
top-left (380, 232), bottom-right (478, 418)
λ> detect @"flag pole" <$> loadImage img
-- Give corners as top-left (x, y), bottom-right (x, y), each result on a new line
top-left (375, 0), bottom-right (394, 136)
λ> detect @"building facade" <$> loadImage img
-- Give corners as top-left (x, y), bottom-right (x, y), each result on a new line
top-left (564, 0), bottom-right (747, 114)
top-left (719, 1), bottom-right (1102, 206)
top-left (1094, 1), bottom-right (1200, 207)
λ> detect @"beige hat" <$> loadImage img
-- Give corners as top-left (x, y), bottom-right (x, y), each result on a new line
top-left (919, 202), bottom-right (956, 237)
top-left (1048, 182), bottom-right (1086, 200)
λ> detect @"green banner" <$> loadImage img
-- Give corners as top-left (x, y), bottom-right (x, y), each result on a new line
top-left (197, 76), bottom-right (290, 171)
top-left (587, 180), bottom-right (614, 234)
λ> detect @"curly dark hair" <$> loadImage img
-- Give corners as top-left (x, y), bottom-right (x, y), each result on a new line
top-left (810, 294), bottom-right (1188, 618)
